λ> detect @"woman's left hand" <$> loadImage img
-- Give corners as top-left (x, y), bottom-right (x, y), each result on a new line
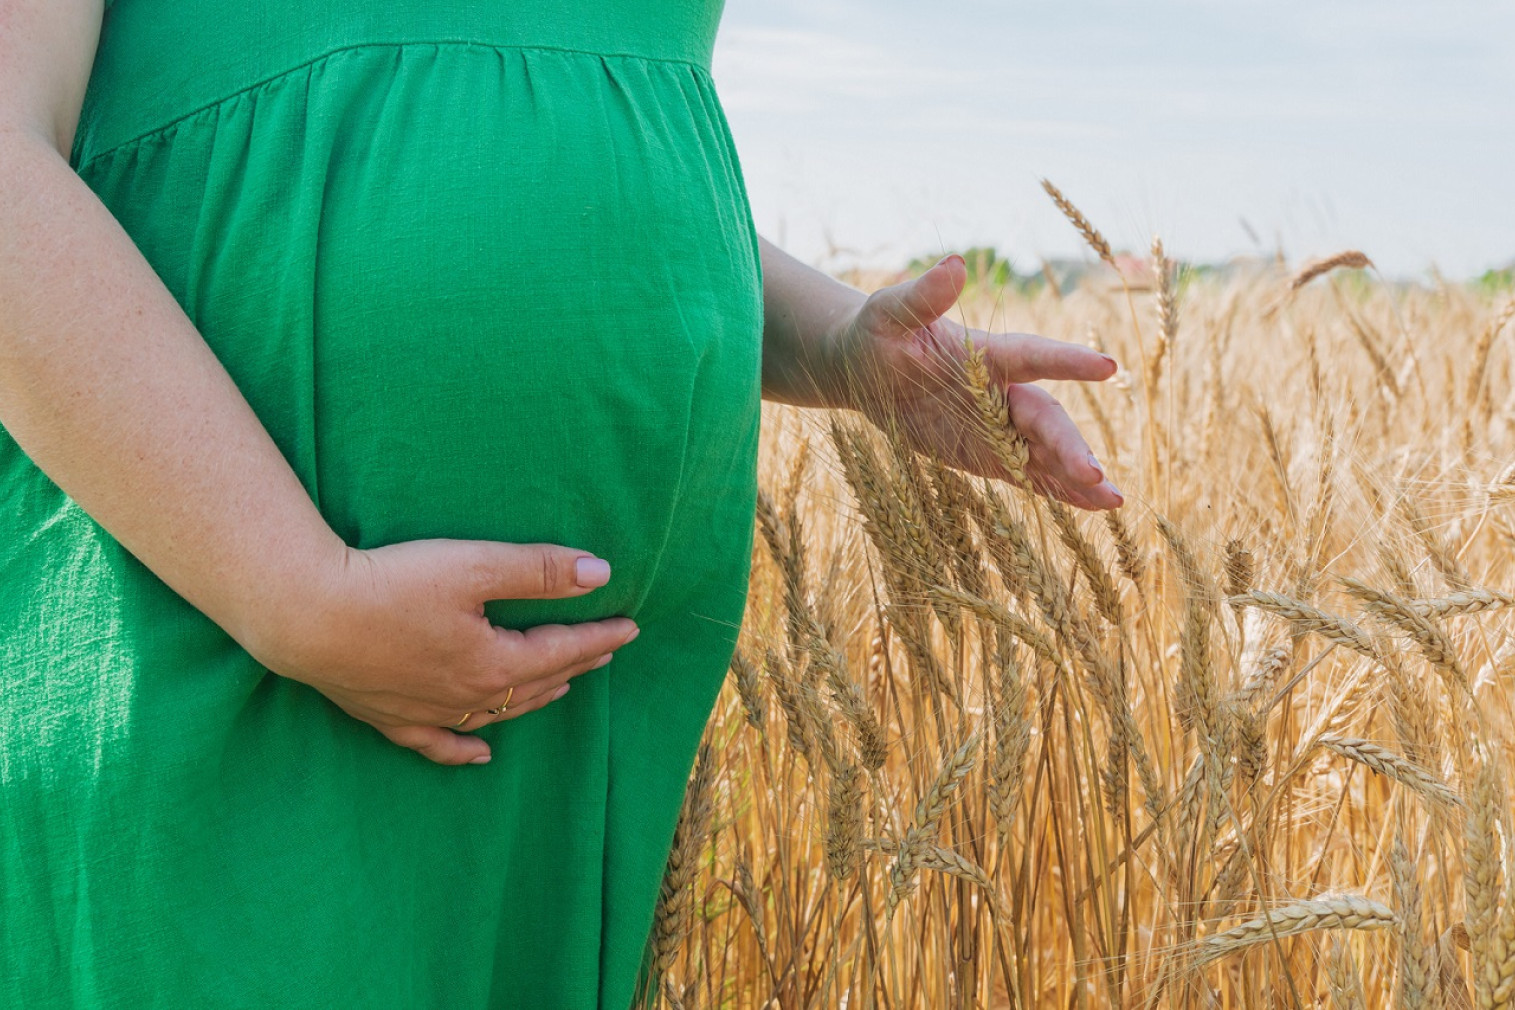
top-left (829, 255), bottom-right (1125, 511)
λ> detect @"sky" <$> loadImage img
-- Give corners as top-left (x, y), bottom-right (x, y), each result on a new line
top-left (712, 0), bottom-right (1515, 279)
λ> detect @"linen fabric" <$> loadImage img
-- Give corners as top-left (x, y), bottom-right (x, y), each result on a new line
top-left (0, 1), bottom-right (762, 1007)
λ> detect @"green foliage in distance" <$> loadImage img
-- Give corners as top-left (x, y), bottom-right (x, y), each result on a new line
top-left (1475, 265), bottom-right (1514, 294)
top-left (907, 246), bottom-right (1013, 288)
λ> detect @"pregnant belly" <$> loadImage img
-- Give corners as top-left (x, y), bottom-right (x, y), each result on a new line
top-left (85, 47), bottom-right (763, 627)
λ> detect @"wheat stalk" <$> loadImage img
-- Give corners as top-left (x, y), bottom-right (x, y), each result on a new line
top-left (962, 339), bottom-right (1031, 489)
top-left (1048, 499), bottom-right (1123, 625)
top-left (987, 640), bottom-right (1030, 838)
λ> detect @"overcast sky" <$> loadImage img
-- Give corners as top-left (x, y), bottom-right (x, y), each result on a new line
top-left (713, 0), bottom-right (1515, 279)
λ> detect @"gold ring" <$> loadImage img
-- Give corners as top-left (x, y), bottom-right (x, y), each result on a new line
top-left (487, 685), bottom-right (515, 717)
top-left (454, 712), bottom-right (473, 728)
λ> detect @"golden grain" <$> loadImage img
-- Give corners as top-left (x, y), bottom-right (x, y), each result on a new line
top-left (1040, 178), bottom-right (1115, 265)
top-left (1192, 895), bottom-right (1397, 967)
top-left (1289, 250), bottom-right (1374, 290)
top-left (1318, 733), bottom-right (1460, 807)
top-left (648, 245), bottom-right (1515, 1010)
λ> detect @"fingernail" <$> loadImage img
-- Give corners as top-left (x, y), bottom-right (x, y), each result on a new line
top-left (624, 624), bottom-right (640, 643)
top-left (469, 754), bottom-right (491, 765)
top-left (1086, 452), bottom-right (1105, 480)
top-left (553, 683), bottom-right (571, 699)
top-left (1104, 482), bottom-right (1125, 505)
top-left (593, 653), bottom-right (613, 669)
top-left (1098, 353), bottom-right (1118, 368)
top-left (575, 557), bottom-right (611, 588)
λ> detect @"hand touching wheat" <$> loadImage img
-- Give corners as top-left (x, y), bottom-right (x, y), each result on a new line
top-left (829, 255), bottom-right (1124, 511)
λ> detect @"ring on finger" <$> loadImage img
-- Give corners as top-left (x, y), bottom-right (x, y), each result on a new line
top-left (454, 711), bottom-right (474, 729)
top-left (487, 685), bottom-right (515, 717)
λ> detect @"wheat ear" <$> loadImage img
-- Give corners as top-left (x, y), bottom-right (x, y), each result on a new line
top-left (1468, 297), bottom-right (1515, 403)
top-left (1230, 590), bottom-right (1380, 659)
top-left (1041, 178), bottom-right (1115, 265)
top-left (1326, 936), bottom-right (1369, 1010)
top-left (1341, 578), bottom-right (1469, 695)
top-left (1410, 589), bottom-right (1515, 619)
top-left (649, 743), bottom-right (716, 979)
top-left (1191, 895), bottom-right (1397, 968)
top-left (1317, 734), bottom-right (1460, 808)
top-left (1391, 833), bottom-right (1435, 1010)
top-left (1104, 508), bottom-right (1146, 587)
top-left (886, 734), bottom-right (981, 914)
top-left (824, 762), bottom-right (864, 881)
top-left (1289, 250), bottom-right (1374, 291)
top-left (728, 649), bottom-right (767, 732)
top-left (1467, 758), bottom-right (1505, 1008)
top-left (1149, 236), bottom-right (1177, 388)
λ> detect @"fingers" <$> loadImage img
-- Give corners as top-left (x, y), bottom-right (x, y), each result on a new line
top-left (1006, 383), bottom-right (1125, 511)
top-left (457, 650), bottom-right (611, 731)
top-left (483, 660), bottom-right (592, 724)
top-left (376, 648), bottom-right (599, 752)
top-left (1006, 383), bottom-right (1099, 483)
top-left (978, 331), bottom-right (1118, 385)
top-left (857, 255), bottom-right (967, 339)
top-left (493, 616), bottom-right (639, 683)
top-left (378, 723), bottom-right (493, 767)
top-left (338, 608), bottom-right (632, 754)
top-left (462, 542), bottom-right (613, 601)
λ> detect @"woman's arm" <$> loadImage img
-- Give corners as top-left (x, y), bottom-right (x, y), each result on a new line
top-left (756, 236), bottom-right (1124, 510)
top-left (0, 0), bottom-right (348, 648)
top-left (757, 236), bottom-right (866, 408)
top-left (0, 0), bottom-right (637, 764)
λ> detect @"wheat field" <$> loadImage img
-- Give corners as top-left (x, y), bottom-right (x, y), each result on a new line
top-left (637, 188), bottom-right (1515, 1010)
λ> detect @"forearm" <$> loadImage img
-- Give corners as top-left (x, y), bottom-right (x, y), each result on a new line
top-left (758, 236), bottom-right (867, 409)
top-left (0, 128), bottom-right (344, 648)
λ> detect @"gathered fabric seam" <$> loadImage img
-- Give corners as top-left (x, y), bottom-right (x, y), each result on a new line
top-left (76, 39), bottom-right (712, 172)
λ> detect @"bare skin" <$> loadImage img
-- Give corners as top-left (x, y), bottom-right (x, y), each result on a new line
top-left (0, 0), bottom-right (1117, 768)
top-left (758, 240), bottom-right (1123, 510)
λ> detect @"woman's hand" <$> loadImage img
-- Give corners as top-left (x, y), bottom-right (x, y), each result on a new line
top-left (241, 539), bottom-right (638, 767)
top-left (828, 255), bottom-right (1124, 511)
top-left (758, 240), bottom-right (1123, 511)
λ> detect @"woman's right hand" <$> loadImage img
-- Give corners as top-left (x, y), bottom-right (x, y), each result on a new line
top-left (241, 539), bottom-right (637, 767)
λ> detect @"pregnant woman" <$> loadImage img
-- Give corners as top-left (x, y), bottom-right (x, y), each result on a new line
top-left (0, 1), bottom-right (1122, 1006)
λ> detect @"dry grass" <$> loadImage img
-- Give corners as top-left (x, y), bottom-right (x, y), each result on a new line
top-left (635, 190), bottom-right (1515, 1009)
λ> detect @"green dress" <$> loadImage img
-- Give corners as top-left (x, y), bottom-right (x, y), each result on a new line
top-left (0, 2), bottom-right (761, 1007)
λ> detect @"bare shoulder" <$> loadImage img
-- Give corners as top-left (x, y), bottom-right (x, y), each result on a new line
top-left (0, 0), bottom-right (104, 155)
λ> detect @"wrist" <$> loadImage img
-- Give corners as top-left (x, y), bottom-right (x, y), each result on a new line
top-left (757, 235), bottom-right (870, 409)
top-left (813, 300), bottom-right (867, 410)
top-left (761, 292), bottom-right (868, 411)
top-left (220, 526), bottom-right (354, 679)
